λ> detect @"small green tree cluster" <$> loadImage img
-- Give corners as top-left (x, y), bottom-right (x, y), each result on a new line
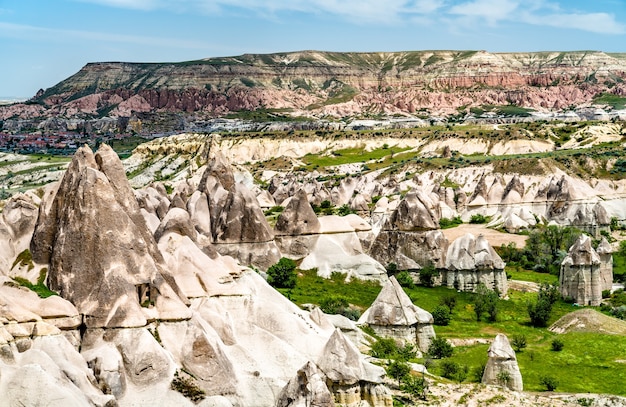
top-left (527, 283), bottom-right (560, 327)
top-left (395, 270), bottom-right (415, 289)
top-left (320, 295), bottom-right (360, 320)
top-left (427, 337), bottom-right (453, 359)
top-left (472, 283), bottom-right (499, 322)
top-left (418, 263), bottom-right (439, 287)
top-left (266, 257), bottom-right (297, 289)
top-left (431, 305), bottom-right (451, 326)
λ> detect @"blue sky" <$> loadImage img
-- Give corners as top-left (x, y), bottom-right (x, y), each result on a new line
top-left (1, 0), bottom-right (625, 98)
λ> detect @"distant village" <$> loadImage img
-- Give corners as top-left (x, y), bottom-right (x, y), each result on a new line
top-left (0, 131), bottom-right (138, 156)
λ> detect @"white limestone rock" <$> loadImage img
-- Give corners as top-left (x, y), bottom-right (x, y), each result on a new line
top-left (482, 334), bottom-right (523, 391)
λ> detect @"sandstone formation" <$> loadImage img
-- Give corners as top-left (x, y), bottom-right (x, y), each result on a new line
top-left (7, 50), bottom-right (626, 126)
top-left (358, 277), bottom-right (435, 353)
top-left (596, 237), bottom-right (614, 293)
top-left (482, 334), bottom-right (523, 392)
top-left (198, 150), bottom-right (280, 270)
top-left (369, 190), bottom-right (448, 271)
top-left (559, 234), bottom-right (612, 306)
top-left (444, 233), bottom-right (508, 295)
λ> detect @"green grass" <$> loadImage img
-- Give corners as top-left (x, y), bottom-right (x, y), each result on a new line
top-left (278, 271), bottom-right (626, 396)
top-left (301, 146), bottom-right (411, 169)
top-left (11, 268), bottom-right (58, 298)
top-left (593, 93), bottom-right (626, 110)
top-left (506, 267), bottom-right (558, 285)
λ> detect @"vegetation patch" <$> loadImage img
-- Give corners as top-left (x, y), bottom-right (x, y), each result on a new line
top-left (10, 268), bottom-right (58, 298)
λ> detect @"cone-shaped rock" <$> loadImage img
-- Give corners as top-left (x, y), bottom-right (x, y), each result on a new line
top-left (559, 234), bottom-right (604, 306)
top-left (482, 334), bottom-right (523, 391)
top-left (359, 276), bottom-right (435, 352)
top-left (30, 145), bottom-right (190, 328)
top-left (596, 236), bottom-right (614, 292)
top-left (444, 233), bottom-right (507, 295)
top-left (275, 189), bottom-right (320, 236)
top-left (275, 361), bottom-right (334, 407)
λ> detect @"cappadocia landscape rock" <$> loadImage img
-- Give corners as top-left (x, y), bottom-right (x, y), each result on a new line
top-left (4, 27), bottom-right (626, 407)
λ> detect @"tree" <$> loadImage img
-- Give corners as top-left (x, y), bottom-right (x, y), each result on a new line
top-left (540, 375), bottom-right (558, 391)
top-left (419, 263), bottom-right (439, 287)
top-left (370, 338), bottom-right (398, 359)
top-left (401, 374), bottom-right (428, 400)
top-left (387, 360), bottom-right (410, 386)
top-left (428, 337), bottom-right (453, 359)
top-left (473, 283), bottom-right (499, 322)
top-left (441, 295), bottom-right (457, 313)
top-left (432, 305), bottom-right (451, 326)
top-left (528, 283), bottom-right (560, 327)
top-left (395, 270), bottom-right (415, 289)
top-left (266, 257), bottom-right (297, 289)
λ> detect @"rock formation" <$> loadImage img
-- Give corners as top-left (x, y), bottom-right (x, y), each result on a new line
top-left (444, 233), bottom-right (508, 295)
top-left (369, 190), bottom-right (448, 271)
top-left (30, 144), bottom-right (190, 328)
top-left (198, 150), bottom-right (280, 270)
top-left (559, 234), bottom-right (612, 306)
top-left (276, 328), bottom-right (394, 407)
top-left (482, 334), bottom-right (523, 392)
top-left (358, 277), bottom-right (435, 353)
top-left (596, 237), bottom-right (614, 293)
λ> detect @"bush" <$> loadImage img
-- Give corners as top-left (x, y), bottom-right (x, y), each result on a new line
top-left (171, 370), bottom-right (206, 402)
top-left (396, 343), bottom-right (416, 361)
top-left (497, 371), bottom-right (511, 387)
top-left (528, 284), bottom-right (560, 327)
top-left (469, 214), bottom-right (490, 224)
top-left (511, 334), bottom-right (527, 352)
top-left (401, 374), bottom-right (428, 400)
top-left (432, 305), bottom-right (451, 326)
top-left (551, 338), bottom-right (564, 351)
top-left (472, 362), bottom-right (486, 383)
top-left (266, 257), bottom-right (297, 288)
top-left (387, 360), bottom-right (411, 386)
top-left (320, 295), bottom-right (360, 320)
top-left (395, 270), bottom-right (415, 289)
top-left (441, 295), bottom-right (457, 313)
top-left (370, 338), bottom-right (398, 359)
top-left (439, 216), bottom-right (463, 229)
top-left (473, 283), bottom-right (499, 322)
top-left (419, 263), bottom-right (439, 287)
top-left (540, 375), bottom-right (558, 391)
top-left (440, 360), bottom-right (459, 379)
top-left (428, 337), bottom-right (453, 359)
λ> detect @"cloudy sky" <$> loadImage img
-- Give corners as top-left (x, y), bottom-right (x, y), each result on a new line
top-left (1, 0), bottom-right (625, 98)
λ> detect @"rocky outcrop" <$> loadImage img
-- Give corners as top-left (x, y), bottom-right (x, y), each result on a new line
top-left (370, 190), bottom-right (448, 270)
top-left (482, 334), bottom-right (523, 392)
top-left (276, 329), bottom-right (393, 407)
top-left (559, 234), bottom-right (611, 306)
top-left (358, 277), bottom-right (435, 353)
top-left (198, 150), bottom-right (280, 270)
top-left (596, 237), bottom-right (614, 293)
top-left (30, 144), bottom-right (190, 328)
top-left (275, 189), bottom-right (321, 236)
top-left (444, 233), bottom-right (508, 295)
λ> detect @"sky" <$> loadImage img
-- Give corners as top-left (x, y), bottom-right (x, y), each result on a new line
top-left (1, 0), bottom-right (625, 98)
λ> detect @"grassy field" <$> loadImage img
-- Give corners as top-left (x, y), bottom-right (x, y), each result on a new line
top-left (301, 145), bottom-right (411, 169)
top-left (280, 268), bottom-right (626, 396)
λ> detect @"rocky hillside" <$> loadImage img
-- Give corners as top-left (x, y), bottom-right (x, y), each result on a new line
top-left (4, 50), bottom-right (626, 126)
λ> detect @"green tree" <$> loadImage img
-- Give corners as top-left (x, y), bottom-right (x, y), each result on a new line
top-left (473, 283), bottom-right (499, 322)
top-left (511, 334), bottom-right (527, 352)
top-left (395, 270), bottom-right (415, 289)
top-left (419, 263), bottom-right (439, 287)
top-left (401, 374), bottom-right (428, 400)
top-left (431, 305), bottom-right (451, 326)
top-left (387, 360), bottom-right (411, 386)
top-left (528, 283), bottom-right (560, 327)
top-left (370, 338), bottom-right (398, 359)
top-left (266, 257), bottom-right (297, 289)
top-left (428, 337), bottom-right (453, 359)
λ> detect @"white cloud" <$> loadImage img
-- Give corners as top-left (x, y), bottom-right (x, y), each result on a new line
top-left (0, 21), bottom-right (212, 49)
top-left (521, 11), bottom-right (625, 35)
top-left (449, 0), bottom-right (519, 23)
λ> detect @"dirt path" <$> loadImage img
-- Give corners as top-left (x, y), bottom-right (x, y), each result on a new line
top-left (441, 224), bottom-right (528, 248)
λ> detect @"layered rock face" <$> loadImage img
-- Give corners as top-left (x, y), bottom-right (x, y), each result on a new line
top-left (559, 234), bottom-right (612, 306)
top-left (444, 233), bottom-right (508, 295)
top-left (9, 50), bottom-right (626, 122)
top-left (482, 334), bottom-right (523, 392)
top-left (369, 190), bottom-right (448, 271)
top-left (358, 277), bottom-right (435, 353)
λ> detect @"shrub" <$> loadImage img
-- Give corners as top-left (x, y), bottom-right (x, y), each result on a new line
top-left (528, 284), bottom-right (559, 327)
top-left (171, 370), bottom-right (205, 402)
top-left (441, 295), bottom-right (457, 313)
top-left (551, 338), bottom-right (564, 351)
top-left (395, 270), bottom-right (415, 289)
top-left (396, 343), bottom-right (416, 361)
top-left (439, 216), bottom-right (463, 229)
top-left (419, 263), bottom-right (439, 287)
top-left (370, 338), bottom-right (398, 359)
top-left (387, 360), bottom-right (411, 386)
top-left (540, 375), bottom-right (558, 391)
top-left (337, 204), bottom-right (355, 216)
top-left (401, 374), bottom-right (428, 400)
top-left (497, 371), bottom-right (511, 387)
top-left (440, 360), bottom-right (459, 379)
top-left (511, 334), bottom-right (527, 352)
top-left (472, 362), bottom-right (486, 383)
top-left (469, 214), bottom-right (490, 224)
top-left (266, 257), bottom-right (297, 289)
top-left (432, 305), bottom-right (451, 326)
top-left (428, 337), bottom-right (453, 359)
top-left (473, 283), bottom-right (499, 322)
